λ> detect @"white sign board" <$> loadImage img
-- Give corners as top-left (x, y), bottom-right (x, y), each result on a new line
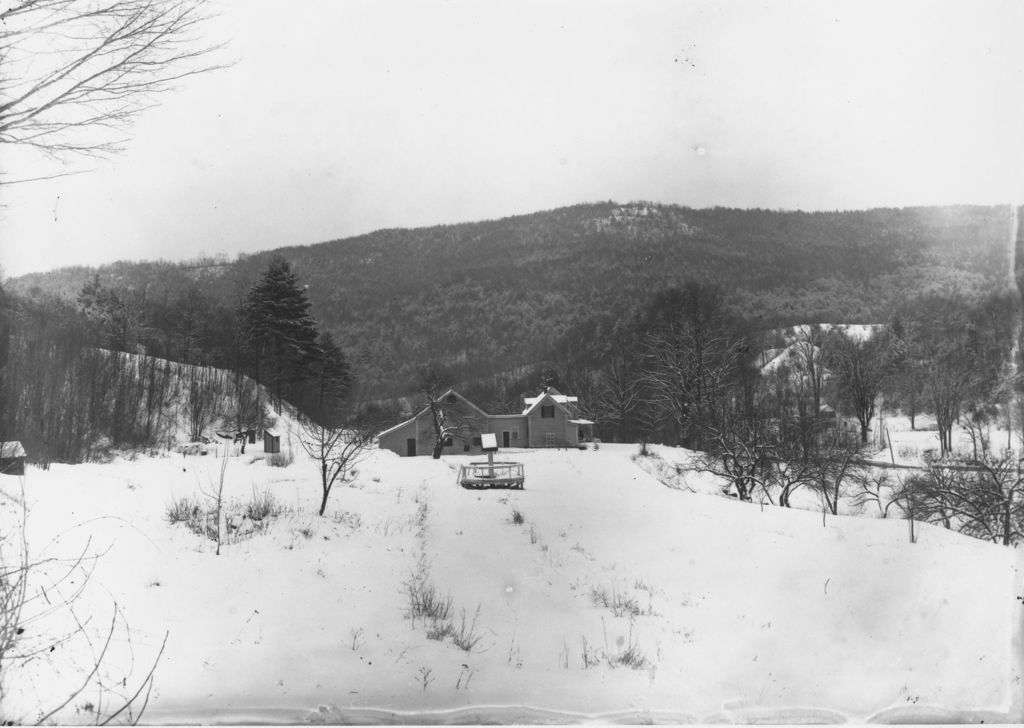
top-left (481, 433), bottom-right (498, 451)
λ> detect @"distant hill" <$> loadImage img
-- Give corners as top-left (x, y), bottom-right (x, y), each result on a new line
top-left (8, 202), bottom-right (1019, 395)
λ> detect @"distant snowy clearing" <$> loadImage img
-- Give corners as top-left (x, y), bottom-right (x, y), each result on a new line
top-left (1, 439), bottom-right (1020, 723)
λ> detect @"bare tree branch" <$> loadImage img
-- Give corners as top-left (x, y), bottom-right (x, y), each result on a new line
top-left (0, 0), bottom-right (228, 178)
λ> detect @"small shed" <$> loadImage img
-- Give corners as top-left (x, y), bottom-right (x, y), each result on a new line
top-left (0, 442), bottom-right (27, 476)
top-left (264, 429), bottom-right (281, 454)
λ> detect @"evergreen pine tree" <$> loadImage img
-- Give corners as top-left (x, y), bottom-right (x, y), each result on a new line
top-left (245, 255), bottom-right (321, 409)
top-left (308, 331), bottom-right (352, 426)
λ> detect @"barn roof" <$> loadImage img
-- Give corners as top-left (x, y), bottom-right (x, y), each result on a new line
top-left (0, 442), bottom-right (26, 458)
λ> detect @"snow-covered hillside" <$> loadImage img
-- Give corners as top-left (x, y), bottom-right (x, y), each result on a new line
top-left (1, 435), bottom-right (1020, 724)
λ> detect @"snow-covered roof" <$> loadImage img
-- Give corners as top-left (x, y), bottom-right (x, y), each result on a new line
top-left (522, 390), bottom-right (574, 417)
top-left (760, 323), bottom-right (887, 374)
top-left (523, 394), bottom-right (578, 407)
top-left (0, 442), bottom-right (26, 458)
top-left (772, 323), bottom-right (886, 344)
top-left (377, 415), bottom-right (417, 438)
top-left (376, 388), bottom-right (487, 438)
top-left (759, 343), bottom-right (808, 374)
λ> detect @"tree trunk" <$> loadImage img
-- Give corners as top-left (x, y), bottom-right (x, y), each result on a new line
top-left (1004, 495), bottom-right (1013, 547)
top-left (319, 463), bottom-right (330, 515)
top-left (432, 441), bottom-right (443, 459)
top-left (860, 421), bottom-right (869, 444)
top-left (938, 423), bottom-right (950, 456)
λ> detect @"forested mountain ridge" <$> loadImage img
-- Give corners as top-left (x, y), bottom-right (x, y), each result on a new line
top-left (8, 202), bottom-right (1018, 395)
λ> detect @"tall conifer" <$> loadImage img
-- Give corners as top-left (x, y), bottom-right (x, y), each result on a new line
top-left (245, 255), bottom-right (320, 408)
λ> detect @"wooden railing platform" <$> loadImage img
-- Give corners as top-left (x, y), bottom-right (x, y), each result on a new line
top-left (457, 461), bottom-right (525, 489)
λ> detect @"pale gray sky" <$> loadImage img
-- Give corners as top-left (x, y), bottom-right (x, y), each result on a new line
top-left (2, 0), bottom-right (1023, 278)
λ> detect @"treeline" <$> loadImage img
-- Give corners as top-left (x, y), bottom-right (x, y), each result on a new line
top-left (497, 280), bottom-right (1022, 546)
top-left (0, 289), bottom-right (252, 463)
top-left (467, 281), bottom-right (1018, 450)
top-left (0, 255), bottom-right (362, 464)
top-left (8, 203), bottom-right (1018, 396)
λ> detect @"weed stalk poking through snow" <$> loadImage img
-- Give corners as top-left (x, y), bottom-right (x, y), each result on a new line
top-left (198, 448), bottom-right (229, 555)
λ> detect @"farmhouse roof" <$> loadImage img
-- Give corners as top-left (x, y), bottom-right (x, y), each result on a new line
top-left (376, 388), bottom-right (486, 438)
top-left (759, 343), bottom-right (810, 374)
top-left (0, 442), bottom-right (26, 458)
top-left (522, 389), bottom-right (573, 417)
top-left (377, 416), bottom-right (415, 438)
top-left (523, 386), bottom-right (578, 409)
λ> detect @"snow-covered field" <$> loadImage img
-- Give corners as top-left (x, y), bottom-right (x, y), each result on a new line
top-left (1, 435), bottom-right (1021, 723)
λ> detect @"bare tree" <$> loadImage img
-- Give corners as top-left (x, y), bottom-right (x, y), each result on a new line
top-left (0, 483), bottom-right (168, 722)
top-left (826, 329), bottom-right (896, 444)
top-left (887, 314), bottom-right (924, 430)
top-left (298, 409), bottom-right (377, 516)
top-left (962, 403), bottom-right (997, 461)
top-left (899, 455), bottom-right (1024, 546)
top-left (221, 370), bottom-right (263, 453)
top-left (416, 365), bottom-right (482, 459)
top-left (184, 363), bottom-right (223, 441)
top-left (807, 433), bottom-right (865, 516)
top-left (850, 470), bottom-right (900, 518)
top-left (770, 429), bottom-right (819, 508)
top-left (697, 415), bottom-right (777, 503)
top-left (789, 324), bottom-right (831, 423)
top-left (922, 354), bottom-right (977, 457)
top-left (0, 0), bottom-right (225, 174)
top-left (969, 456), bottom-right (1024, 546)
top-left (640, 283), bottom-right (744, 449)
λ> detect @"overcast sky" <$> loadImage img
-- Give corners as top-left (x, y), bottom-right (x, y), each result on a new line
top-left (2, 0), bottom-right (1023, 278)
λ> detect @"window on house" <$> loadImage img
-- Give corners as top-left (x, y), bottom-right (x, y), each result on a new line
top-left (512, 430), bottom-right (519, 440)
top-left (545, 432), bottom-right (556, 447)
top-left (446, 393), bottom-right (457, 404)
top-left (472, 436), bottom-right (482, 446)
top-left (541, 405), bottom-right (555, 418)
top-left (464, 444), bottom-right (470, 452)
top-left (443, 436), bottom-right (453, 446)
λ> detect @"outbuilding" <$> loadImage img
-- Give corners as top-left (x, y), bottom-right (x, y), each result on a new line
top-left (263, 429), bottom-right (281, 455)
top-left (0, 442), bottom-right (27, 476)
